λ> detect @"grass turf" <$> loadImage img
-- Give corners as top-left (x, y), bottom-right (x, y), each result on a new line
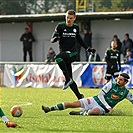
top-left (0, 87), bottom-right (133, 133)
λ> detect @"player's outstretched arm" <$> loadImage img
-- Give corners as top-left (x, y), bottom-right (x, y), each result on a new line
top-left (50, 36), bottom-right (60, 43)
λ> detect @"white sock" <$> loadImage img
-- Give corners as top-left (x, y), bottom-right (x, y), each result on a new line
top-left (2, 116), bottom-right (9, 123)
top-left (80, 110), bottom-right (90, 115)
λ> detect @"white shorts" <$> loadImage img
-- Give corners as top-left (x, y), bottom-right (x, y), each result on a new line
top-left (80, 97), bottom-right (105, 114)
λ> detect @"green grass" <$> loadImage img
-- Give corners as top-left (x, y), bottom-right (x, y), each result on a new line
top-left (0, 87), bottom-right (133, 133)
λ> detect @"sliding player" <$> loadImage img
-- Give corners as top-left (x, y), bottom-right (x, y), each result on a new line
top-left (42, 73), bottom-right (133, 115)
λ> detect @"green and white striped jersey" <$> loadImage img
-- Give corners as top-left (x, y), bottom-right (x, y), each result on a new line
top-left (93, 81), bottom-right (133, 113)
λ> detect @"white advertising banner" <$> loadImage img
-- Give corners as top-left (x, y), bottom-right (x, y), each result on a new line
top-left (4, 64), bottom-right (82, 88)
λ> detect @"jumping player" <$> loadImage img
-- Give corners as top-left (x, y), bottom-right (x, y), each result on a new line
top-left (42, 73), bottom-right (133, 115)
top-left (104, 40), bottom-right (121, 84)
top-left (50, 9), bottom-right (96, 99)
top-left (0, 107), bottom-right (17, 127)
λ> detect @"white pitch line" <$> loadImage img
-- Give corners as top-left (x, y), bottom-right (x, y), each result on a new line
top-left (1, 102), bottom-right (32, 107)
top-left (14, 102), bottom-right (32, 107)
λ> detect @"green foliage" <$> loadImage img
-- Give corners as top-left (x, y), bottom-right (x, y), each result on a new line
top-left (0, 0), bottom-right (133, 14)
top-left (91, 0), bottom-right (133, 12)
top-left (1, 87), bottom-right (133, 133)
top-left (0, 0), bottom-right (34, 15)
top-left (121, 0), bottom-right (133, 11)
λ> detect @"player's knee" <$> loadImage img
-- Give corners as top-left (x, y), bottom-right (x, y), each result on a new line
top-left (89, 108), bottom-right (101, 115)
top-left (55, 57), bottom-right (63, 63)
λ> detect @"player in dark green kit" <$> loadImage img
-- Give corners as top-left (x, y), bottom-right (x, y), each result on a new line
top-left (104, 40), bottom-right (121, 84)
top-left (0, 107), bottom-right (17, 127)
top-left (50, 9), bottom-right (96, 99)
top-left (42, 73), bottom-right (133, 115)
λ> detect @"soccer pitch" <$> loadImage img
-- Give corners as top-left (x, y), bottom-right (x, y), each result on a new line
top-left (1, 87), bottom-right (133, 133)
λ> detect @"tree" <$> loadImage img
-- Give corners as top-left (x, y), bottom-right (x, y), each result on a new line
top-left (0, 0), bottom-right (35, 15)
top-left (0, 0), bottom-right (133, 15)
top-left (91, 0), bottom-right (133, 12)
top-left (121, 0), bottom-right (133, 11)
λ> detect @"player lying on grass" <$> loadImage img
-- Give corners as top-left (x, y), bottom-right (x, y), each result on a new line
top-left (42, 73), bottom-right (133, 115)
top-left (0, 107), bottom-right (17, 127)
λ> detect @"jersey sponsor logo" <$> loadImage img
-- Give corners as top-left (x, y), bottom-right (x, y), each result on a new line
top-left (62, 32), bottom-right (76, 37)
top-left (73, 28), bottom-right (77, 33)
top-left (110, 56), bottom-right (117, 59)
top-left (111, 94), bottom-right (119, 99)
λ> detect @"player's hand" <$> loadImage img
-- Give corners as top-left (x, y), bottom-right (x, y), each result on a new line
top-left (51, 36), bottom-right (60, 43)
top-left (29, 39), bottom-right (32, 42)
top-left (90, 48), bottom-right (96, 54)
top-left (108, 108), bottom-right (114, 113)
top-left (24, 38), bottom-right (27, 41)
top-left (87, 48), bottom-right (96, 54)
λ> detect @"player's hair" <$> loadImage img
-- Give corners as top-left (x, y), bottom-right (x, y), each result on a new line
top-left (119, 73), bottom-right (130, 82)
top-left (66, 9), bottom-right (76, 16)
top-left (25, 28), bottom-right (29, 30)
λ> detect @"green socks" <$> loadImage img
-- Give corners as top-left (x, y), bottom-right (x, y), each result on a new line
top-left (50, 103), bottom-right (65, 111)
top-left (0, 108), bottom-right (9, 123)
top-left (0, 108), bottom-right (5, 117)
top-left (80, 110), bottom-right (90, 115)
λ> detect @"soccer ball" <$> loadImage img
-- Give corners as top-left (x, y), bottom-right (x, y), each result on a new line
top-left (92, 65), bottom-right (105, 85)
top-left (10, 105), bottom-right (23, 117)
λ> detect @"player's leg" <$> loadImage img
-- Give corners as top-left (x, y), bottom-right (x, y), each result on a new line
top-left (69, 107), bottom-right (101, 115)
top-left (23, 46), bottom-right (27, 62)
top-left (69, 97), bottom-right (105, 115)
top-left (87, 108), bottom-right (101, 115)
top-left (0, 107), bottom-right (17, 128)
top-left (0, 107), bottom-right (8, 123)
top-left (28, 46), bottom-right (33, 62)
top-left (105, 68), bottom-right (112, 84)
top-left (55, 52), bottom-right (71, 84)
top-left (42, 100), bottom-right (81, 113)
top-left (67, 63), bottom-right (84, 99)
top-left (113, 70), bottom-right (120, 82)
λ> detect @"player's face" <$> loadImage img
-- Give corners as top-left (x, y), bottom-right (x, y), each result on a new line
top-left (116, 76), bottom-right (127, 87)
top-left (25, 29), bottom-right (29, 33)
top-left (111, 41), bottom-right (117, 50)
top-left (65, 14), bottom-right (76, 26)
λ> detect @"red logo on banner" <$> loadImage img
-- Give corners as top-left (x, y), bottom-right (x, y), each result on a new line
top-left (26, 73), bottom-right (65, 83)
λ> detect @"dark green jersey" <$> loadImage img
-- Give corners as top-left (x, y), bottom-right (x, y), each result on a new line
top-left (93, 81), bottom-right (133, 113)
top-left (104, 48), bottom-right (120, 67)
top-left (51, 21), bottom-right (88, 52)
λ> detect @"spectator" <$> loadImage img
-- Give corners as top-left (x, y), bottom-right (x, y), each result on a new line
top-left (83, 28), bottom-right (92, 61)
top-left (123, 49), bottom-right (133, 64)
top-left (104, 40), bottom-right (121, 84)
top-left (20, 28), bottom-right (35, 62)
top-left (121, 33), bottom-right (132, 58)
top-left (45, 47), bottom-right (56, 63)
top-left (112, 35), bottom-right (122, 54)
top-left (88, 52), bottom-right (101, 62)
